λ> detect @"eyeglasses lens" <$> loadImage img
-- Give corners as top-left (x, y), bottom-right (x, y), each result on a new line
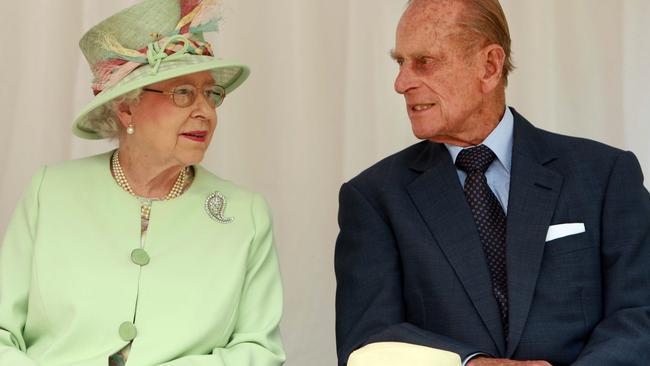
top-left (171, 85), bottom-right (225, 108)
top-left (171, 86), bottom-right (194, 107)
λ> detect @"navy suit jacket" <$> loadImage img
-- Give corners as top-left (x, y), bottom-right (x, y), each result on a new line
top-left (335, 110), bottom-right (650, 366)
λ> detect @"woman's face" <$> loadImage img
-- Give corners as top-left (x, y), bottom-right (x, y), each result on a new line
top-left (123, 71), bottom-right (219, 167)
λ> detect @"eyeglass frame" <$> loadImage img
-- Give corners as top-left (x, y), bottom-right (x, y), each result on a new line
top-left (142, 84), bottom-right (227, 108)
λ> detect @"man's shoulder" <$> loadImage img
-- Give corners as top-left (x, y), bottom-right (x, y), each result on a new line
top-left (346, 140), bottom-right (435, 190)
top-left (512, 110), bottom-right (636, 189)
top-left (532, 130), bottom-right (630, 181)
top-left (535, 126), bottom-right (624, 157)
top-left (513, 109), bottom-right (625, 158)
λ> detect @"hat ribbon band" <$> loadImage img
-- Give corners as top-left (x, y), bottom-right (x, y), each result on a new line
top-left (146, 34), bottom-right (191, 74)
top-left (92, 33), bottom-right (214, 95)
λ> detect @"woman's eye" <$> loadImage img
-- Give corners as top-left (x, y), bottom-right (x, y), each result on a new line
top-left (174, 87), bottom-right (193, 95)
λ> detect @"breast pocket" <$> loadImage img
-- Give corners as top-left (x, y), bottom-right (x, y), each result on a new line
top-left (544, 231), bottom-right (593, 257)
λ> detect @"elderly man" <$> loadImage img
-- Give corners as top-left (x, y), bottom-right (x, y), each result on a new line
top-left (334, 0), bottom-right (650, 365)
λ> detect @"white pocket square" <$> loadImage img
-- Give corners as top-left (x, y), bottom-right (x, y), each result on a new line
top-left (545, 223), bottom-right (585, 242)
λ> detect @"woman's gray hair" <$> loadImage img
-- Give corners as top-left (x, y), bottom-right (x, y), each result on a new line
top-left (84, 89), bottom-right (143, 139)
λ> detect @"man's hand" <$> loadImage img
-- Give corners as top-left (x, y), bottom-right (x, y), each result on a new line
top-left (468, 357), bottom-right (552, 366)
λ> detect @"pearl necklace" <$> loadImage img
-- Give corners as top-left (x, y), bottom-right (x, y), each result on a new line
top-left (111, 150), bottom-right (188, 202)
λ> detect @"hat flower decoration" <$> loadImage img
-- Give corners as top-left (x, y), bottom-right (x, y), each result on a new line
top-left (73, 0), bottom-right (250, 139)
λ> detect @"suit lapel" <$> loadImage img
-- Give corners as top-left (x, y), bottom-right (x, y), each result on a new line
top-left (407, 143), bottom-right (506, 355)
top-left (505, 111), bottom-right (563, 356)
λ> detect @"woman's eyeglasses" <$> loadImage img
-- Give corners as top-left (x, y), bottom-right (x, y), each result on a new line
top-left (142, 84), bottom-right (226, 108)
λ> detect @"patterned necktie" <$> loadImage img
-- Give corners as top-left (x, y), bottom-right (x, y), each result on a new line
top-left (455, 145), bottom-right (509, 338)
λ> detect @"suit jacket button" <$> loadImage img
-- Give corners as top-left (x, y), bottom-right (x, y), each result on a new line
top-left (119, 321), bottom-right (137, 341)
top-left (131, 248), bottom-right (150, 266)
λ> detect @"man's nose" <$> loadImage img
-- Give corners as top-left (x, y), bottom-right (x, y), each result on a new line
top-left (394, 65), bottom-right (418, 94)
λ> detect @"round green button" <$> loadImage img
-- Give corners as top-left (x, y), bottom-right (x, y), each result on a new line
top-left (131, 248), bottom-right (150, 266)
top-left (119, 321), bottom-right (137, 341)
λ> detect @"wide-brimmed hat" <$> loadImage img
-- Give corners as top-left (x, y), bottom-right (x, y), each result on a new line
top-left (73, 0), bottom-right (250, 139)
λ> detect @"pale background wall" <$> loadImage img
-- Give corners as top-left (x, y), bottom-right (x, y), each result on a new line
top-left (0, 1), bottom-right (648, 365)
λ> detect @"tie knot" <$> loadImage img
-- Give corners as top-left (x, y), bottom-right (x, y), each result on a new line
top-left (455, 145), bottom-right (497, 173)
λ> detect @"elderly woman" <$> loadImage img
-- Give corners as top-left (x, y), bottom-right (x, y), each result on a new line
top-left (0, 0), bottom-right (284, 365)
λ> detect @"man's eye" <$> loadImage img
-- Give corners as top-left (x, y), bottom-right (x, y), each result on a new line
top-left (396, 59), bottom-right (405, 66)
top-left (415, 58), bottom-right (437, 71)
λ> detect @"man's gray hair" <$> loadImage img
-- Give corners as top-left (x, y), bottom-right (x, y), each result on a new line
top-left (407, 0), bottom-right (514, 83)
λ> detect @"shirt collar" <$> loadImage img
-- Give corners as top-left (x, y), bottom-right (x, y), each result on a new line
top-left (445, 106), bottom-right (514, 173)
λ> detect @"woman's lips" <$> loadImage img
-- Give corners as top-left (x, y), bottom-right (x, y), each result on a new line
top-left (180, 130), bottom-right (207, 142)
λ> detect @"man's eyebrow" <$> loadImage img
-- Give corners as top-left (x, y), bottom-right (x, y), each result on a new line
top-left (389, 50), bottom-right (443, 62)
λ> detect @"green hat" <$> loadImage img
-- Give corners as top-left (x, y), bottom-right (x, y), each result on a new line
top-left (73, 0), bottom-right (250, 139)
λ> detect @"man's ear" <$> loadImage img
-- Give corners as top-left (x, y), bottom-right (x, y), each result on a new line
top-left (479, 44), bottom-right (506, 93)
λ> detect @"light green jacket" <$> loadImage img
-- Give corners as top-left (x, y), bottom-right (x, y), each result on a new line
top-left (0, 152), bottom-right (285, 366)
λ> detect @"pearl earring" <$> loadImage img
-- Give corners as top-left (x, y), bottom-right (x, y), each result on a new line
top-left (126, 124), bottom-right (135, 135)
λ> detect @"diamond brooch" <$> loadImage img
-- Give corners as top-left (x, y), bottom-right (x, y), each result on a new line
top-left (205, 191), bottom-right (234, 224)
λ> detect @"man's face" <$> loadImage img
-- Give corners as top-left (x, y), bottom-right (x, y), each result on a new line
top-left (392, 0), bottom-right (486, 145)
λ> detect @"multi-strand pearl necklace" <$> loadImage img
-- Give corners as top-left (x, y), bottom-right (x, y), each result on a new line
top-left (111, 150), bottom-right (188, 219)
